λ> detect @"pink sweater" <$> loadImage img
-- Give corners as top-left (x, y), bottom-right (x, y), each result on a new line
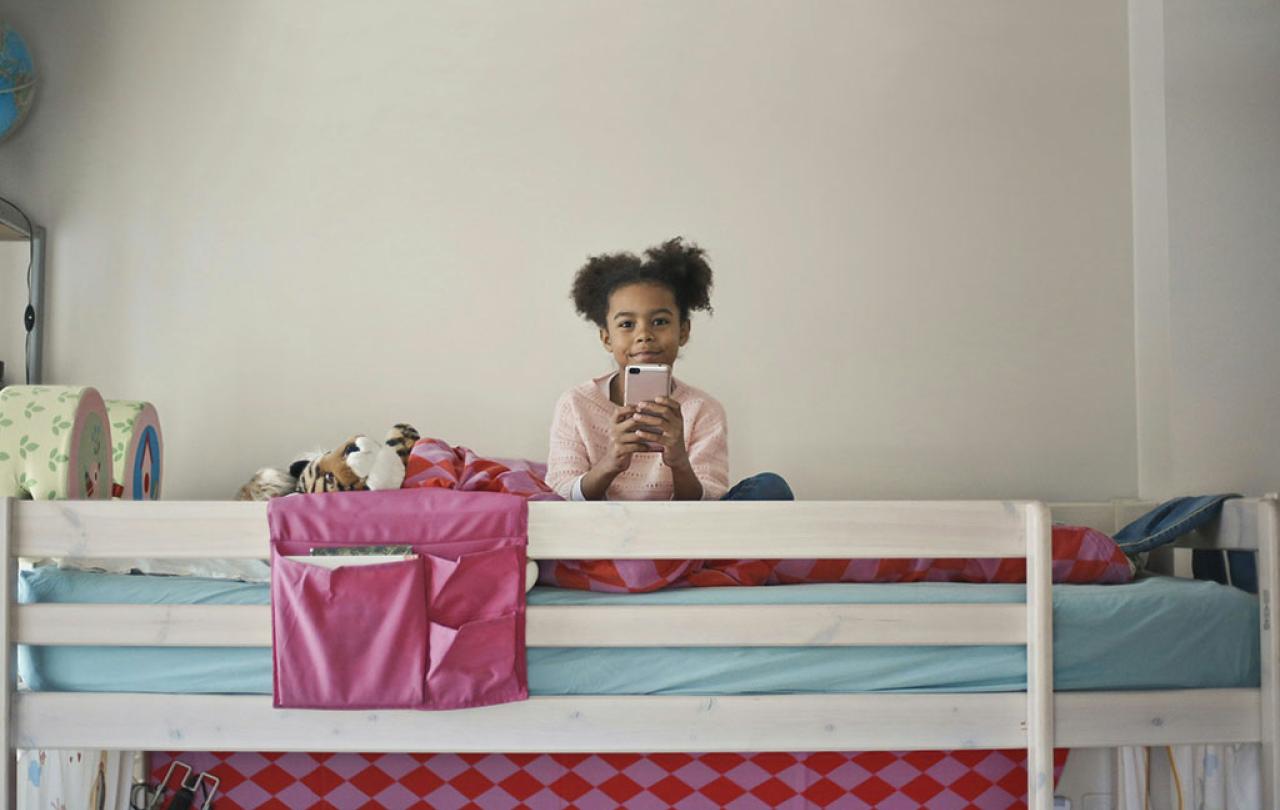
top-left (547, 373), bottom-right (730, 501)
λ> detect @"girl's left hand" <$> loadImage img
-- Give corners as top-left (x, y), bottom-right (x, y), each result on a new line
top-left (634, 397), bottom-right (689, 469)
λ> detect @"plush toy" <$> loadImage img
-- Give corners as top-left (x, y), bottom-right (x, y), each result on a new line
top-left (236, 423), bottom-right (541, 593)
top-left (236, 423), bottom-right (420, 501)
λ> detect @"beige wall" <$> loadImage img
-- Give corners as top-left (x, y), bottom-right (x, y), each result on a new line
top-left (0, 1), bottom-right (1136, 500)
top-left (1132, 0), bottom-right (1280, 498)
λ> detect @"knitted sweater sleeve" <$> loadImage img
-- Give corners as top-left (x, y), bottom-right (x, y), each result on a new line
top-left (546, 391), bottom-right (591, 500)
top-left (687, 398), bottom-right (730, 500)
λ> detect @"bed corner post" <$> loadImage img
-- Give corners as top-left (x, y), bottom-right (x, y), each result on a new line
top-left (1, 498), bottom-right (14, 810)
top-left (1025, 501), bottom-right (1054, 810)
top-left (1258, 493), bottom-right (1279, 810)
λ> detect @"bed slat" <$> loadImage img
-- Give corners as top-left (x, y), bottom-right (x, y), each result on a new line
top-left (13, 500), bottom-right (1034, 559)
top-left (14, 500), bottom-right (268, 559)
top-left (1024, 502), bottom-right (1054, 809)
top-left (15, 602), bottom-right (1029, 647)
top-left (11, 693), bottom-right (1029, 753)
top-left (527, 500), bottom-right (1031, 558)
top-left (1054, 689), bottom-right (1263, 747)
top-left (10, 690), bottom-right (1261, 754)
top-left (1257, 496), bottom-right (1278, 809)
top-left (1, 499), bottom-right (16, 810)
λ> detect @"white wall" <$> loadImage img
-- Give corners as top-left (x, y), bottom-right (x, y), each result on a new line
top-left (0, 0), bottom-right (1136, 500)
top-left (1132, 0), bottom-right (1280, 498)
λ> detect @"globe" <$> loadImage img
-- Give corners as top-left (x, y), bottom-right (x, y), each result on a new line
top-left (0, 22), bottom-right (35, 142)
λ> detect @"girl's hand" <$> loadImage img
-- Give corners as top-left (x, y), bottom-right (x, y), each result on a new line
top-left (600, 405), bottom-right (648, 475)
top-left (634, 397), bottom-right (689, 469)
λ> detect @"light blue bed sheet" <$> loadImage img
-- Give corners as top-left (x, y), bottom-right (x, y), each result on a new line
top-left (18, 568), bottom-right (1258, 695)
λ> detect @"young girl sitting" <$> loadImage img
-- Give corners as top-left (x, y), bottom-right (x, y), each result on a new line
top-left (546, 237), bottom-right (793, 502)
top-left (542, 239), bottom-right (1130, 594)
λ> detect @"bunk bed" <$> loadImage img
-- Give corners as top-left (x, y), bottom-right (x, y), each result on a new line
top-left (2, 495), bottom-right (1274, 809)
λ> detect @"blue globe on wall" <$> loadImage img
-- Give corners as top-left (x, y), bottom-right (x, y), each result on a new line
top-left (0, 22), bottom-right (35, 142)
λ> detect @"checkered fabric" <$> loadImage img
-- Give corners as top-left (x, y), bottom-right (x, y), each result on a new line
top-left (541, 525), bottom-right (1132, 592)
top-left (402, 438), bottom-right (560, 500)
top-left (150, 748), bottom-right (1069, 809)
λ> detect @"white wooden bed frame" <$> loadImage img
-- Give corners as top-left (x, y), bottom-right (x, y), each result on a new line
top-left (1, 496), bottom-right (1275, 810)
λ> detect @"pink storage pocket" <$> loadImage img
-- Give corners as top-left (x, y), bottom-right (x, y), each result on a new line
top-left (272, 554), bottom-right (428, 709)
top-left (423, 545), bottom-right (526, 709)
top-left (427, 613), bottom-right (523, 708)
top-left (427, 547), bottom-right (522, 627)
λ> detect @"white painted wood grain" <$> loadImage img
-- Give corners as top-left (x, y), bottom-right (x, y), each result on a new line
top-left (526, 500), bottom-right (1032, 559)
top-left (1257, 495), bottom-right (1278, 809)
top-left (14, 498), bottom-right (1257, 561)
top-left (5, 494), bottom-right (1272, 800)
top-left (526, 603), bottom-right (1028, 647)
top-left (1, 499), bottom-right (15, 810)
top-left (1024, 502), bottom-right (1054, 810)
top-left (9, 690), bottom-right (1262, 753)
top-left (14, 500), bottom-right (268, 559)
top-left (1053, 689), bottom-right (1261, 747)
top-left (16, 604), bottom-right (271, 647)
top-left (15, 603), bottom-right (1029, 648)
top-left (10, 693), bottom-right (1028, 752)
top-left (18, 498), bottom-right (1266, 559)
top-left (14, 499), bottom-right (1037, 560)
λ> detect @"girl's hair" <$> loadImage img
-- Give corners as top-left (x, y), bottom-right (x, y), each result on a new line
top-left (571, 237), bottom-right (714, 327)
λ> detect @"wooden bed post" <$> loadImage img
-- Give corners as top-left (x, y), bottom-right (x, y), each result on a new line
top-left (1025, 501), bottom-right (1054, 810)
top-left (1, 498), bottom-right (14, 810)
top-left (1259, 494), bottom-right (1279, 810)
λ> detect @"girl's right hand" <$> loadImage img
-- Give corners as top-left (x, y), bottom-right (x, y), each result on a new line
top-left (601, 405), bottom-right (648, 475)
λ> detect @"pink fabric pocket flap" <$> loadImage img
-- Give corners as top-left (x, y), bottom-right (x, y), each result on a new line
top-left (272, 554), bottom-right (428, 709)
top-left (269, 490), bottom-right (528, 711)
top-left (427, 613), bottom-right (525, 709)
top-left (427, 547), bottom-right (522, 628)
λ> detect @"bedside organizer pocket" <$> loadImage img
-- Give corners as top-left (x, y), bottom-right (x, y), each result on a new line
top-left (427, 613), bottom-right (523, 709)
top-left (268, 489), bottom-right (529, 711)
top-left (427, 546), bottom-right (523, 628)
top-left (272, 553), bottom-right (427, 709)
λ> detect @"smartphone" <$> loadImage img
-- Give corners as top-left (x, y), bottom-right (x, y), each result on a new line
top-left (624, 364), bottom-right (672, 406)
top-left (624, 364), bottom-right (671, 450)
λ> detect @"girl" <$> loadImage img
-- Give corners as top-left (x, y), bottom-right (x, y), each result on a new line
top-left (547, 238), bottom-right (793, 502)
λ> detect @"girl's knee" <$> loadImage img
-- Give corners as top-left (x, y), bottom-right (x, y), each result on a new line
top-left (752, 472), bottom-right (794, 500)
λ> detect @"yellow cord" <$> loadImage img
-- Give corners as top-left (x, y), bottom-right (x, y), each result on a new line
top-left (1165, 746), bottom-right (1185, 810)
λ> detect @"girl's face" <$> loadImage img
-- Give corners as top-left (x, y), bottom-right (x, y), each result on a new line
top-left (600, 282), bottom-right (690, 370)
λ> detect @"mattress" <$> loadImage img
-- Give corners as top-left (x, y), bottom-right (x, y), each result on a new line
top-left (17, 568), bottom-right (1259, 695)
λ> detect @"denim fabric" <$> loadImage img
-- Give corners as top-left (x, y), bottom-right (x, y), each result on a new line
top-left (1113, 493), bottom-right (1257, 594)
top-left (722, 472), bottom-right (794, 501)
top-left (1193, 550), bottom-right (1258, 594)
top-left (1113, 494), bottom-right (1241, 554)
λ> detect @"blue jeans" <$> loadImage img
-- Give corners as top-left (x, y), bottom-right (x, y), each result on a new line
top-left (722, 472), bottom-right (794, 501)
top-left (1113, 493), bottom-right (1255, 593)
top-left (1113, 494), bottom-right (1240, 554)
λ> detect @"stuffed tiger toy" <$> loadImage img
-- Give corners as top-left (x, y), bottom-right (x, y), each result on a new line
top-left (235, 423), bottom-right (420, 500)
